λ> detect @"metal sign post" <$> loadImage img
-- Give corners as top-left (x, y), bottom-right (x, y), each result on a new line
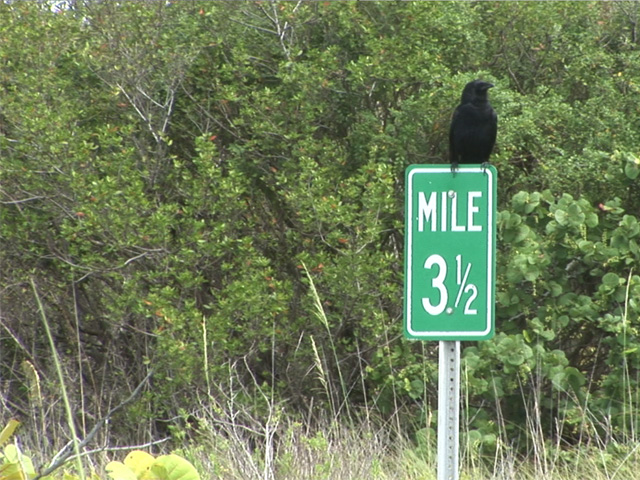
top-left (438, 341), bottom-right (460, 480)
top-left (403, 165), bottom-right (497, 480)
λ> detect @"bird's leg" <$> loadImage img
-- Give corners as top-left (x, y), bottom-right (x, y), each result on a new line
top-left (481, 161), bottom-right (489, 175)
top-left (450, 161), bottom-right (458, 176)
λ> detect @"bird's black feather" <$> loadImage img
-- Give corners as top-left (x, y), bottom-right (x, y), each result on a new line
top-left (449, 80), bottom-right (497, 172)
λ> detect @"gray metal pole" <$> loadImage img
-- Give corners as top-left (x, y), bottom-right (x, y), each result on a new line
top-left (437, 340), bottom-right (460, 480)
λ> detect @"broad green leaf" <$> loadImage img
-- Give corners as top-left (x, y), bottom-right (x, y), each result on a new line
top-left (1, 444), bottom-right (36, 480)
top-left (514, 224), bottom-right (531, 243)
top-left (106, 462), bottom-right (138, 480)
top-left (624, 155), bottom-right (640, 179)
top-left (151, 454), bottom-right (200, 480)
top-left (3, 444), bottom-right (20, 463)
top-left (554, 209), bottom-right (568, 226)
top-left (602, 272), bottom-right (620, 288)
top-left (0, 461), bottom-right (26, 480)
top-left (585, 212), bottom-right (598, 228)
top-left (124, 451), bottom-right (156, 479)
top-left (0, 420), bottom-right (20, 447)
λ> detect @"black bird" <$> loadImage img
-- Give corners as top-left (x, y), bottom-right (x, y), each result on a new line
top-left (449, 80), bottom-right (497, 173)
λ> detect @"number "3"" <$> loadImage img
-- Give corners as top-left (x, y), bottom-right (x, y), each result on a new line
top-left (422, 254), bottom-right (447, 315)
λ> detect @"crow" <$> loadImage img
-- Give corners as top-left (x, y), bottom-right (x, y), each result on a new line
top-left (449, 80), bottom-right (497, 173)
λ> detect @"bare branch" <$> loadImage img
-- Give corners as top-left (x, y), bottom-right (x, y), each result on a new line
top-left (65, 437), bottom-right (171, 461)
top-left (122, 248), bottom-right (165, 267)
top-left (0, 195), bottom-right (46, 205)
top-left (115, 82), bottom-right (162, 144)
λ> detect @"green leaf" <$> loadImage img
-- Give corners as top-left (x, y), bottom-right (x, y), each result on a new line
top-left (151, 454), bottom-right (200, 480)
top-left (585, 212), bottom-right (599, 228)
top-left (554, 209), bottom-right (568, 226)
top-left (0, 420), bottom-right (20, 447)
top-left (564, 366), bottom-right (586, 393)
top-left (3, 444), bottom-right (20, 463)
top-left (0, 461), bottom-right (27, 480)
top-left (602, 272), bottom-right (620, 288)
top-left (624, 154), bottom-right (640, 180)
top-left (514, 224), bottom-right (531, 243)
top-left (2, 444), bottom-right (36, 479)
top-left (124, 451), bottom-right (156, 479)
top-left (106, 462), bottom-right (138, 480)
top-left (506, 353), bottom-right (525, 366)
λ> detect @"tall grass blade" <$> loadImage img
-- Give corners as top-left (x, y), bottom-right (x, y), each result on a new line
top-left (31, 278), bottom-right (86, 480)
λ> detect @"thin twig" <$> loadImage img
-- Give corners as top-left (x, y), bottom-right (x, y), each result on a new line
top-left (0, 195), bottom-right (45, 205)
top-left (65, 437), bottom-right (171, 461)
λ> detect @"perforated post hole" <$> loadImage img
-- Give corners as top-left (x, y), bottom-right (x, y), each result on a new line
top-left (438, 341), bottom-right (460, 480)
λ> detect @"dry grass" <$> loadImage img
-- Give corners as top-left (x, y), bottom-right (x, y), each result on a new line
top-left (175, 406), bottom-right (640, 480)
top-left (5, 274), bottom-right (640, 480)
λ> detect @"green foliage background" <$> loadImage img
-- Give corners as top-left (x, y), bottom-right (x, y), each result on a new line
top-left (2, 0), bottom-right (640, 457)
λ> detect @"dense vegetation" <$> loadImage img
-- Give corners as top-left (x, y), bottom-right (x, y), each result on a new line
top-left (2, 1), bottom-right (640, 476)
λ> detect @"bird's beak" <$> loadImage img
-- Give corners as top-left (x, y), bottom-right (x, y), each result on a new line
top-left (487, 83), bottom-right (494, 89)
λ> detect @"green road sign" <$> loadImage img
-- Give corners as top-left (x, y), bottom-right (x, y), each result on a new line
top-left (404, 165), bottom-right (497, 340)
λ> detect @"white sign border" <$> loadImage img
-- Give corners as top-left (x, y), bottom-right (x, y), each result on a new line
top-left (405, 166), bottom-right (495, 338)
